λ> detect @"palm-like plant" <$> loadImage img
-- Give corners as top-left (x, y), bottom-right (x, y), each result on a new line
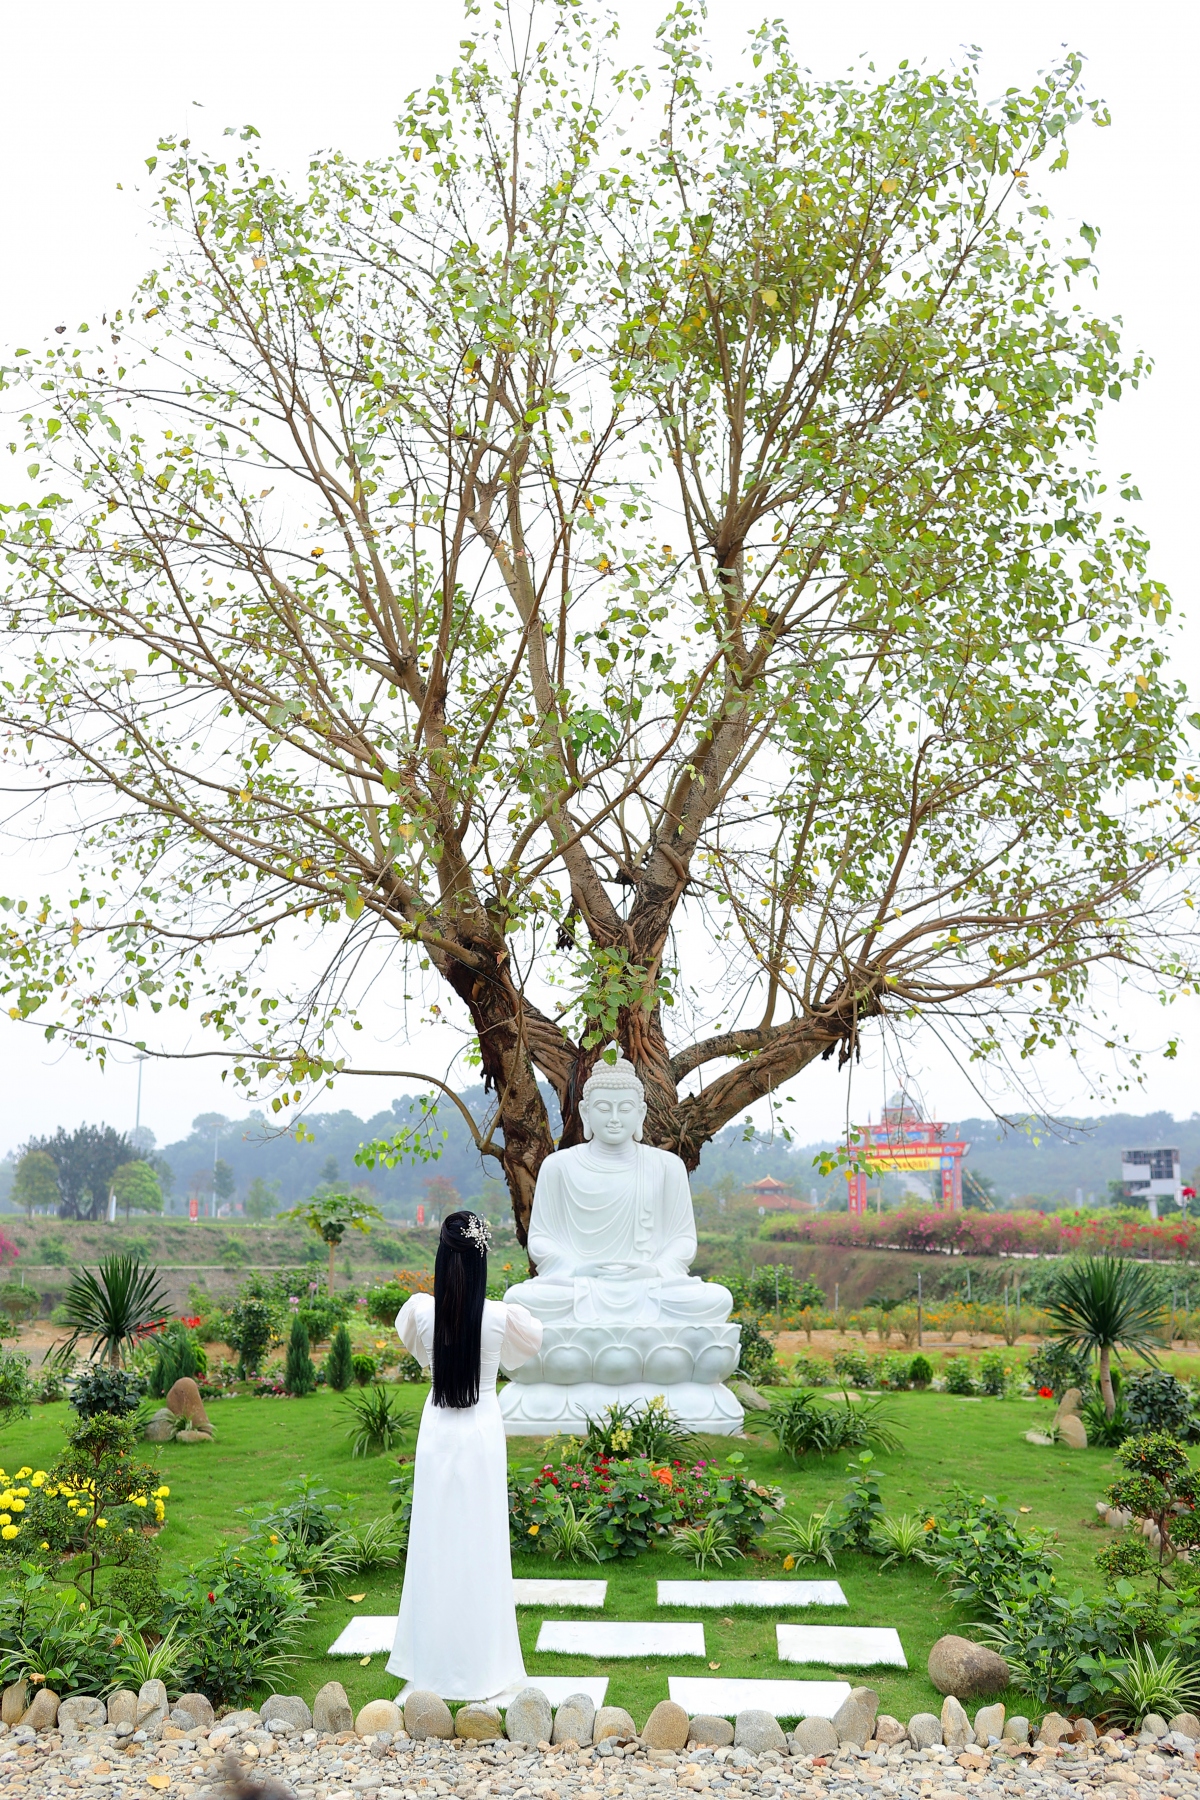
top-left (342, 1384), bottom-right (410, 1457)
top-left (1044, 1256), bottom-right (1164, 1417)
top-left (56, 1255), bottom-right (169, 1367)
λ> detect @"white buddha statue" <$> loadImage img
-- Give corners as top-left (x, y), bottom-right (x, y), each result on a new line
top-left (498, 1052), bottom-right (743, 1436)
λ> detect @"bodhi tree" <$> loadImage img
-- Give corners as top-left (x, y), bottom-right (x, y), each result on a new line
top-left (0, 3), bottom-right (1196, 1244)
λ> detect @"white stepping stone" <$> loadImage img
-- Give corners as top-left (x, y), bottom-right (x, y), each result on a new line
top-left (536, 1621), bottom-right (705, 1658)
top-left (658, 1580), bottom-right (846, 1609)
top-left (777, 1624), bottom-right (907, 1668)
top-left (514, 1579), bottom-right (607, 1607)
top-left (327, 1616), bottom-right (396, 1655)
top-left (397, 1677), bottom-right (609, 1707)
top-left (669, 1677), bottom-right (851, 1720)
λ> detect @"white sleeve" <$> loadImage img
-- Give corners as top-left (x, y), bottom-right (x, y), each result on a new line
top-left (397, 1293), bottom-right (434, 1369)
top-left (499, 1301), bottom-right (543, 1369)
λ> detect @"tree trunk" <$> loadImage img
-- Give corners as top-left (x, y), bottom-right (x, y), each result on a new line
top-left (1099, 1343), bottom-right (1115, 1417)
top-left (328, 1238), bottom-right (336, 1296)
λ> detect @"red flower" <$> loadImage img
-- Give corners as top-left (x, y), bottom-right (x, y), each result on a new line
top-left (207, 1591), bottom-right (215, 1602)
top-left (1038, 1387), bottom-right (1054, 1399)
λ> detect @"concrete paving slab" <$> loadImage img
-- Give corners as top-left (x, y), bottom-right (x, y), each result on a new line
top-left (777, 1624), bottom-right (906, 1668)
top-left (657, 1580), bottom-right (846, 1609)
top-left (536, 1621), bottom-right (705, 1658)
top-left (667, 1677), bottom-right (852, 1719)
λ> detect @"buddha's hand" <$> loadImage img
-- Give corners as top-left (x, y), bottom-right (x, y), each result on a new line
top-left (576, 1260), bottom-right (660, 1280)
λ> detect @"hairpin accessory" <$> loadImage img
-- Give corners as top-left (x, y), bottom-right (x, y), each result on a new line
top-left (463, 1213), bottom-right (491, 1254)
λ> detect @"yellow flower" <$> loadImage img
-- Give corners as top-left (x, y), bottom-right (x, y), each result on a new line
top-left (16, 1468), bottom-right (30, 1481)
top-left (16, 1489), bottom-right (29, 1500)
top-left (11, 1501), bottom-right (26, 1513)
top-left (782, 1554), bottom-right (795, 1571)
top-left (133, 1496), bottom-right (147, 1508)
top-left (39, 1542), bottom-right (48, 1551)
top-left (96, 1519), bottom-right (108, 1529)
top-left (155, 1487), bottom-right (170, 1499)
top-left (154, 1502), bottom-right (165, 1522)
top-left (528, 1523), bottom-right (539, 1536)
top-left (1, 1527), bottom-right (18, 1540)
top-left (0, 1516), bottom-right (9, 1527)
top-left (30, 1473), bottom-right (45, 1487)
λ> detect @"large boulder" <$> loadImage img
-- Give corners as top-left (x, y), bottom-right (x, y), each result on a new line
top-left (907, 1714), bottom-right (943, 1749)
top-left (791, 1716), bottom-right (839, 1757)
top-left (176, 1694), bottom-right (215, 1730)
top-left (735, 1710), bottom-right (786, 1753)
top-left (643, 1701), bottom-right (690, 1752)
top-left (263, 1695), bottom-right (313, 1732)
top-left (1170, 1714), bottom-right (1200, 1740)
top-left (165, 1377), bottom-right (213, 1432)
top-left (1055, 1387), bottom-right (1083, 1419)
top-left (940, 1696), bottom-right (974, 1750)
top-left (690, 1715), bottom-right (735, 1748)
top-left (593, 1705), bottom-right (637, 1743)
top-left (1037, 1713), bottom-right (1073, 1746)
top-left (552, 1693), bottom-right (596, 1747)
top-left (504, 1688), bottom-right (553, 1747)
top-left (356, 1700), bottom-right (403, 1737)
top-left (456, 1703), bottom-right (503, 1741)
top-left (136, 1678), bottom-right (169, 1739)
top-left (1007, 1716), bottom-right (1031, 1745)
top-left (402, 1689), bottom-right (452, 1741)
top-left (313, 1681), bottom-right (355, 1735)
top-left (20, 1688), bottom-right (60, 1733)
top-left (1057, 1414), bottom-right (1088, 1449)
top-left (58, 1697), bottom-right (107, 1732)
top-left (928, 1635), bottom-right (1010, 1699)
top-left (832, 1688), bottom-right (878, 1747)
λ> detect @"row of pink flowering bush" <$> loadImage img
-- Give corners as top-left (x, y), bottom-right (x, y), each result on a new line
top-left (763, 1206), bottom-right (1200, 1261)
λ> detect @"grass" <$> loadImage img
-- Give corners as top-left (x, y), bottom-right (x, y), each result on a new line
top-left (0, 1384), bottom-right (1134, 1724)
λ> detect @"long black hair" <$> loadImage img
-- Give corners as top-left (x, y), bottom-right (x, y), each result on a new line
top-left (431, 1210), bottom-right (488, 1408)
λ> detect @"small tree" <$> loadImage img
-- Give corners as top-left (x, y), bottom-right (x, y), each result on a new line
top-left (1099, 1431), bottom-right (1200, 1590)
top-left (325, 1323), bottom-right (353, 1393)
top-left (213, 1159), bottom-right (236, 1207)
top-left (56, 1255), bottom-right (169, 1368)
top-left (243, 1177), bottom-right (279, 1224)
top-left (112, 1160), bottom-right (163, 1220)
top-left (12, 1150), bottom-right (59, 1218)
top-left (1045, 1255), bottom-right (1165, 1417)
top-left (283, 1316), bottom-right (316, 1397)
top-left (224, 1293), bottom-right (274, 1378)
top-left (283, 1193), bottom-right (384, 1295)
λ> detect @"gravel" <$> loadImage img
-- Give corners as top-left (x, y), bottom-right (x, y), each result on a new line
top-left (0, 1715), bottom-right (1195, 1800)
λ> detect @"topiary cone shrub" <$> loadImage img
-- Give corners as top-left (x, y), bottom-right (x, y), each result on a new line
top-left (283, 1317), bottom-right (317, 1397)
top-left (325, 1323), bottom-right (353, 1393)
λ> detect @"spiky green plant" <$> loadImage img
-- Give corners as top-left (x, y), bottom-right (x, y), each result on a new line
top-left (873, 1512), bottom-right (934, 1569)
top-left (670, 1517), bottom-right (743, 1573)
top-left (1044, 1255), bottom-right (1165, 1416)
top-left (770, 1504), bottom-right (837, 1569)
top-left (1105, 1641), bottom-right (1200, 1727)
top-left (543, 1497), bottom-right (602, 1563)
top-left (111, 1622), bottom-right (185, 1693)
top-left (56, 1256), bottom-right (169, 1368)
top-left (342, 1383), bottom-right (409, 1457)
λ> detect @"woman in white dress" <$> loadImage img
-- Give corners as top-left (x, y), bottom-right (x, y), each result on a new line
top-left (388, 1210), bottom-right (543, 1699)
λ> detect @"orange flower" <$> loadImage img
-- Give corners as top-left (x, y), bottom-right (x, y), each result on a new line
top-left (652, 1467), bottom-right (674, 1489)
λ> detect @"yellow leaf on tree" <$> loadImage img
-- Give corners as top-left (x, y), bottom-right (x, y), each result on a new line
top-left (881, 178), bottom-right (899, 193)
top-left (760, 288), bottom-right (778, 307)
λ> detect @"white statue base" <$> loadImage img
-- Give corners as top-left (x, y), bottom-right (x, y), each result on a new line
top-left (499, 1377), bottom-right (744, 1437)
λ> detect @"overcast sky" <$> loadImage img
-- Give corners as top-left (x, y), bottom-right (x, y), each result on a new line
top-left (0, 0), bottom-right (1194, 1155)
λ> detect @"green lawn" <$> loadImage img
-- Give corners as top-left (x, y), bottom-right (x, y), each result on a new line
top-left (1, 1386), bottom-right (1119, 1725)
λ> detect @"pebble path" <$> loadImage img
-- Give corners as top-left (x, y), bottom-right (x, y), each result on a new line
top-left (0, 1719), bottom-right (1197, 1800)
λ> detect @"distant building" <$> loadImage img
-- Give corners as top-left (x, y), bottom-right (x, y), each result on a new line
top-left (1121, 1146), bottom-right (1181, 1220)
top-left (845, 1092), bottom-right (968, 1216)
top-left (742, 1174), bottom-right (812, 1216)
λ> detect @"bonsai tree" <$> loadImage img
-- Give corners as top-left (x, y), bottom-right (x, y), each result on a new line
top-left (1044, 1255), bottom-right (1164, 1418)
top-left (284, 1193), bottom-right (384, 1295)
top-left (283, 1316), bottom-right (317, 1397)
top-left (1099, 1431), bottom-right (1200, 1590)
top-left (325, 1323), bottom-right (353, 1393)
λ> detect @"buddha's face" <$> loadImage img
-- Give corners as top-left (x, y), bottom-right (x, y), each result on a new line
top-left (581, 1087), bottom-right (645, 1147)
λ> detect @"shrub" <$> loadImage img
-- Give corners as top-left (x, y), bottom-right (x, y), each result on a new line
top-left (108, 1530), bottom-right (164, 1625)
top-left (578, 1398), bottom-right (695, 1463)
top-left (0, 1349), bottom-right (32, 1430)
top-left (325, 1323), bottom-right (354, 1392)
top-left (925, 1487), bottom-right (1058, 1611)
top-left (31, 1365), bottom-right (68, 1404)
top-left (395, 1350), bottom-right (425, 1383)
top-left (365, 1280), bottom-right (412, 1326)
top-left (786, 1354), bottom-right (833, 1387)
top-left (351, 1353), bottom-right (377, 1386)
top-left (68, 1364), bottom-right (144, 1419)
top-left (0, 1283), bottom-right (39, 1334)
top-left (830, 1348), bottom-right (874, 1388)
top-left (942, 1356), bottom-right (975, 1395)
top-left (1025, 1340), bottom-right (1091, 1398)
top-left (733, 1315), bottom-right (780, 1384)
top-left (147, 1321), bottom-right (207, 1398)
top-left (908, 1353), bottom-right (933, 1388)
top-left (1100, 1431), bottom-right (1200, 1588)
top-left (283, 1318), bottom-right (317, 1397)
top-left (976, 1350), bottom-right (1012, 1397)
top-left (167, 1545), bottom-right (312, 1707)
top-left (224, 1295), bottom-right (274, 1378)
top-left (877, 1353), bottom-right (914, 1391)
top-left (1124, 1370), bottom-right (1199, 1442)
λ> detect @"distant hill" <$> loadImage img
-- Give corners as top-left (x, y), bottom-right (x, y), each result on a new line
top-left (151, 1093), bottom-right (1199, 1218)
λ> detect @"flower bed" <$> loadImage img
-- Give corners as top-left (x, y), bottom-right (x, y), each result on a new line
top-left (762, 1206), bottom-right (1200, 1262)
top-left (509, 1452), bottom-right (783, 1559)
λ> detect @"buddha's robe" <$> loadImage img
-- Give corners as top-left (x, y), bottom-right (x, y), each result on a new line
top-left (505, 1142), bottom-right (732, 1326)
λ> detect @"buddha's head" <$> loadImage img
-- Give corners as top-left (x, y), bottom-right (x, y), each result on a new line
top-left (579, 1050), bottom-right (646, 1147)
